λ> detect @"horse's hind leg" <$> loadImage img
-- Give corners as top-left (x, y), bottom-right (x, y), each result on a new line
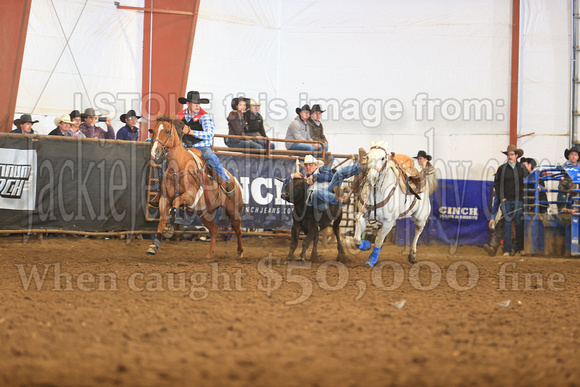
top-left (200, 214), bottom-right (219, 258)
top-left (408, 221), bottom-right (426, 264)
top-left (225, 202), bottom-right (244, 258)
top-left (366, 219), bottom-right (395, 268)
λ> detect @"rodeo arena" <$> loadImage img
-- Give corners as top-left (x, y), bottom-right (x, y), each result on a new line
top-left (2, 0), bottom-right (580, 386)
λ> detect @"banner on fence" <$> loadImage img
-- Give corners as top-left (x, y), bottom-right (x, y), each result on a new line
top-left (396, 179), bottom-right (491, 247)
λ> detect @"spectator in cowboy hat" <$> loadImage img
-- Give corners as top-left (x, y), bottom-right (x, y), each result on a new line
top-left (285, 104), bottom-right (322, 152)
top-left (79, 108), bottom-right (115, 139)
top-left (558, 146), bottom-right (580, 212)
top-left (225, 97), bottom-right (262, 149)
top-left (10, 114), bottom-right (38, 134)
top-left (307, 104), bottom-right (332, 165)
top-left (116, 109), bottom-right (141, 141)
top-left (69, 110), bottom-right (85, 138)
top-left (244, 98), bottom-right (275, 150)
top-left (492, 144), bottom-right (528, 256)
top-left (48, 114), bottom-right (74, 136)
top-left (413, 150), bottom-right (432, 169)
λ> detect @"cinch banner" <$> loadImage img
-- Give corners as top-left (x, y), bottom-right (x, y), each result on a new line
top-left (0, 148), bottom-right (37, 211)
top-left (396, 179), bottom-right (491, 247)
top-left (176, 155), bottom-right (296, 229)
top-left (0, 135), bottom-right (152, 232)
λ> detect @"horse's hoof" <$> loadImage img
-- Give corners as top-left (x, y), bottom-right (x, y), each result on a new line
top-left (163, 225), bottom-right (174, 239)
top-left (365, 260), bottom-right (375, 268)
top-left (146, 246), bottom-right (157, 255)
top-left (408, 253), bottom-right (416, 264)
top-left (238, 252), bottom-right (244, 258)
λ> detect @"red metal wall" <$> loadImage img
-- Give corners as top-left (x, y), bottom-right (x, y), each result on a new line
top-left (139, 0), bottom-right (201, 140)
top-left (0, 0), bottom-right (33, 132)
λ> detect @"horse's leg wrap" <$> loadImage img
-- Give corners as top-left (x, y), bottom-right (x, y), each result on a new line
top-left (163, 208), bottom-right (176, 238)
top-left (356, 240), bottom-right (371, 251)
top-left (146, 233), bottom-right (162, 255)
top-left (366, 246), bottom-right (382, 267)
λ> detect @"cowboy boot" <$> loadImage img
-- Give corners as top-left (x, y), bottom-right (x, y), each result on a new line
top-left (333, 186), bottom-right (351, 204)
top-left (216, 175), bottom-right (236, 198)
top-left (358, 148), bottom-right (368, 172)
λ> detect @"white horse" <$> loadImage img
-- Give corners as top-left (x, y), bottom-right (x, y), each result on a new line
top-left (353, 141), bottom-right (437, 266)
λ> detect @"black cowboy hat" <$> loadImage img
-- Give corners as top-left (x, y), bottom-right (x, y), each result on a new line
top-left (413, 150), bottom-right (432, 161)
top-left (295, 104), bottom-right (311, 115)
top-left (231, 97), bottom-right (250, 111)
top-left (520, 157), bottom-right (537, 169)
top-left (13, 114), bottom-right (39, 127)
top-left (178, 90), bottom-right (210, 105)
top-left (564, 146), bottom-right (580, 159)
top-left (69, 110), bottom-right (81, 119)
top-left (310, 104), bottom-right (325, 114)
top-left (120, 109), bottom-right (141, 123)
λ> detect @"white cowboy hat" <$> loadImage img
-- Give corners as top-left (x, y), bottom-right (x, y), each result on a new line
top-left (249, 98), bottom-right (261, 106)
top-left (54, 114), bottom-right (73, 126)
top-left (300, 154), bottom-right (324, 167)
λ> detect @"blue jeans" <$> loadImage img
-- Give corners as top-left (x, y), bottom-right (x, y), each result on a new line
top-left (289, 142), bottom-right (328, 152)
top-left (327, 163), bottom-right (363, 193)
top-left (197, 146), bottom-right (229, 182)
top-left (255, 139), bottom-right (275, 150)
top-left (225, 138), bottom-right (263, 150)
top-left (310, 163), bottom-right (363, 211)
top-left (311, 188), bottom-right (342, 211)
top-left (501, 200), bottom-right (524, 253)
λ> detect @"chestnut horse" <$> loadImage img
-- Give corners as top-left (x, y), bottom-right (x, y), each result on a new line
top-left (147, 115), bottom-right (244, 258)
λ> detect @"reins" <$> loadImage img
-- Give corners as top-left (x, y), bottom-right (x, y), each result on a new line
top-left (356, 147), bottom-right (418, 221)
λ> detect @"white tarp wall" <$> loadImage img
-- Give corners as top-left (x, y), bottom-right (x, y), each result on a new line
top-left (16, 0), bottom-right (571, 180)
top-left (15, 0), bottom-right (144, 133)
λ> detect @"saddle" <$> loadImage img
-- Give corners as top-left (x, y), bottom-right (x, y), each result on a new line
top-left (389, 153), bottom-right (436, 196)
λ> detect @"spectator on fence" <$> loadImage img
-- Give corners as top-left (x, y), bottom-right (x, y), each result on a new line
top-left (494, 144), bottom-right (529, 256)
top-left (48, 114), bottom-right (73, 136)
top-left (285, 105), bottom-right (322, 153)
top-left (307, 104), bottom-right (330, 164)
top-left (558, 146), bottom-right (579, 212)
top-left (244, 98), bottom-right (275, 150)
top-left (225, 97), bottom-right (262, 149)
top-left (10, 114), bottom-right (38, 134)
top-left (69, 110), bottom-right (85, 138)
top-left (520, 157), bottom-right (548, 214)
top-left (79, 108), bottom-right (115, 139)
top-left (116, 110), bottom-right (141, 141)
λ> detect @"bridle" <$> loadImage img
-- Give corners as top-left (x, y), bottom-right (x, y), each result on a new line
top-left (152, 122), bottom-right (176, 158)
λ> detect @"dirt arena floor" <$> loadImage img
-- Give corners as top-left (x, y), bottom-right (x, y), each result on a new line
top-left (0, 234), bottom-right (579, 387)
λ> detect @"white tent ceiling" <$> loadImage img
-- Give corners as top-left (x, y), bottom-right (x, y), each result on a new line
top-left (16, 0), bottom-right (571, 179)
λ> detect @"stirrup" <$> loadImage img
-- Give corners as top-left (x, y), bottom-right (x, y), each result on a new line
top-left (148, 198), bottom-right (159, 208)
top-left (221, 182), bottom-right (236, 198)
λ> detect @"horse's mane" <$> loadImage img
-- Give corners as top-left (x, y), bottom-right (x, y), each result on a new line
top-left (156, 114), bottom-right (185, 137)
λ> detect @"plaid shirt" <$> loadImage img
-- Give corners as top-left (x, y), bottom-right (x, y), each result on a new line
top-left (182, 108), bottom-right (214, 148)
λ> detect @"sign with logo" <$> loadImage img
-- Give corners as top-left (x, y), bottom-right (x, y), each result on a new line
top-left (397, 179), bottom-right (491, 247)
top-left (0, 149), bottom-right (37, 211)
